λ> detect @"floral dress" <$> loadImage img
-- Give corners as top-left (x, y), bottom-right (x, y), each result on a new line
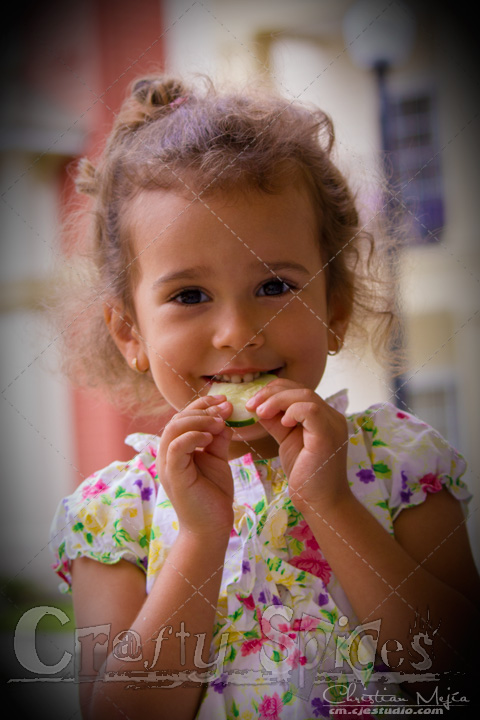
top-left (50, 392), bottom-right (471, 718)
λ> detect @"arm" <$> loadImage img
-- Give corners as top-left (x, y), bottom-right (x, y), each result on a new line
top-left (302, 488), bottom-right (480, 678)
top-left (248, 381), bottom-right (480, 684)
top-left (72, 533), bottom-right (229, 720)
top-left (72, 394), bottom-right (234, 720)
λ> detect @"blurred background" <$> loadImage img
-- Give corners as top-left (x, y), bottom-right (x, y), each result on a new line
top-left (1, 0), bottom-right (479, 712)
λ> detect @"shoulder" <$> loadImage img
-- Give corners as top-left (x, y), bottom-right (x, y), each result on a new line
top-left (50, 433), bottom-right (167, 592)
top-left (346, 402), bottom-right (471, 522)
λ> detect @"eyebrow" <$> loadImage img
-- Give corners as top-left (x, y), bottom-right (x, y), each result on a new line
top-left (151, 261), bottom-right (311, 290)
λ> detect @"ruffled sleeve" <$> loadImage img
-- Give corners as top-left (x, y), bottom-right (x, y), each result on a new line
top-left (50, 433), bottom-right (159, 593)
top-left (351, 403), bottom-right (471, 521)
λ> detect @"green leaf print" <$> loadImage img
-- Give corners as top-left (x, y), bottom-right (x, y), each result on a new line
top-left (85, 532), bottom-right (93, 545)
top-left (321, 608), bottom-right (338, 625)
top-left (372, 462), bottom-right (391, 478)
top-left (112, 519), bottom-right (134, 546)
top-left (282, 690), bottom-right (294, 705)
top-left (156, 499), bottom-right (172, 509)
top-left (72, 522), bottom-right (84, 533)
top-left (289, 538), bottom-right (304, 555)
top-left (254, 499), bottom-right (265, 515)
top-left (101, 494), bottom-right (112, 505)
top-left (114, 486), bottom-right (136, 499)
top-left (139, 531), bottom-right (149, 549)
top-left (372, 439), bottom-right (387, 447)
top-left (226, 644), bottom-right (237, 664)
top-left (230, 606), bottom-right (244, 622)
top-left (243, 629), bottom-right (260, 639)
top-left (58, 541), bottom-right (65, 558)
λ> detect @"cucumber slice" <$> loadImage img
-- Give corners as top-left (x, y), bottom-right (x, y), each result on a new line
top-left (207, 373), bottom-right (277, 427)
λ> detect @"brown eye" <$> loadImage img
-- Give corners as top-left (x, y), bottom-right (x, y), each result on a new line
top-left (171, 289), bottom-right (209, 304)
top-left (258, 280), bottom-right (293, 296)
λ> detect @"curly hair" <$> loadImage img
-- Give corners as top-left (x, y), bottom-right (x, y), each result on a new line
top-left (48, 73), bottom-right (400, 416)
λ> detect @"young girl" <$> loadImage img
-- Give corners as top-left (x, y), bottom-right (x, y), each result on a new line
top-left (50, 74), bottom-right (479, 719)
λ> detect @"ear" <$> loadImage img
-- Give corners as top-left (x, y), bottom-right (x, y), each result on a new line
top-left (103, 302), bottom-right (149, 372)
top-left (327, 300), bottom-right (351, 354)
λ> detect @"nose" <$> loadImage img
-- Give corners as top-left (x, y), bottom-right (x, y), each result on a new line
top-left (211, 302), bottom-right (265, 351)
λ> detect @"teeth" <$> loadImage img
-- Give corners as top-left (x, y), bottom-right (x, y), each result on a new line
top-left (213, 371), bottom-right (262, 383)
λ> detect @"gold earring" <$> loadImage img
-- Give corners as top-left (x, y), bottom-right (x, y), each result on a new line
top-left (328, 336), bottom-right (343, 356)
top-left (132, 357), bottom-right (149, 373)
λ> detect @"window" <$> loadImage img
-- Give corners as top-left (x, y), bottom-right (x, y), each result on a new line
top-left (387, 92), bottom-right (444, 243)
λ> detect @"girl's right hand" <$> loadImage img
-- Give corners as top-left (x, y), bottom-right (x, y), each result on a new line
top-left (156, 395), bottom-right (234, 541)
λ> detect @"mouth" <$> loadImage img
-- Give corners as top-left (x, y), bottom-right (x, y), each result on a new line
top-left (205, 368), bottom-right (282, 384)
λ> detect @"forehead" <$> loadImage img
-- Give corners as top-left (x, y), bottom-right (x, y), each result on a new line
top-left (127, 183), bottom-right (319, 263)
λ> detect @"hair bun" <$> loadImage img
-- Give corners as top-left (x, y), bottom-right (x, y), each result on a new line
top-left (132, 76), bottom-right (187, 108)
top-left (75, 157), bottom-right (98, 197)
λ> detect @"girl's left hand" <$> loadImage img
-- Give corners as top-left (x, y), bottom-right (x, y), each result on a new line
top-left (246, 379), bottom-right (351, 516)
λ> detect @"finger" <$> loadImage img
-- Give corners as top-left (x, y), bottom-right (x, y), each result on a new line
top-left (182, 394), bottom-right (231, 412)
top-left (253, 388), bottom-right (318, 420)
top-left (166, 431), bottom-right (213, 473)
top-left (161, 413), bottom-right (226, 450)
top-left (244, 378), bottom-right (300, 410)
top-left (203, 424), bottom-right (233, 460)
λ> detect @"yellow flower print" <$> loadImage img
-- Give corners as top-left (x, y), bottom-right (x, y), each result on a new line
top-left (263, 508), bottom-right (288, 549)
top-left (147, 537), bottom-right (166, 576)
top-left (77, 499), bottom-right (112, 536)
top-left (240, 711), bottom-right (254, 720)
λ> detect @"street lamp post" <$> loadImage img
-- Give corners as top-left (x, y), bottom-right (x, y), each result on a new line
top-left (342, 0), bottom-right (416, 409)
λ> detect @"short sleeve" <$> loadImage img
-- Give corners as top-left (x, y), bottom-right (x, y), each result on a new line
top-left (50, 436), bottom-right (159, 593)
top-left (354, 403), bottom-right (471, 521)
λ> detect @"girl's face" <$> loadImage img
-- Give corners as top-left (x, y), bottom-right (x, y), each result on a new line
top-left (117, 184), bottom-right (348, 458)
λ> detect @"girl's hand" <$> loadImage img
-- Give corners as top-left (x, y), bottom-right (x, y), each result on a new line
top-left (157, 395), bottom-right (234, 540)
top-left (246, 379), bottom-right (351, 516)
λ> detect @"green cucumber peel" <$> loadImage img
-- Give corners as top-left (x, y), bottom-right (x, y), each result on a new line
top-left (207, 373), bottom-right (277, 427)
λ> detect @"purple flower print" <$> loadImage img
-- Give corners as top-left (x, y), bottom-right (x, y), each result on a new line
top-left (311, 695), bottom-right (330, 717)
top-left (134, 479), bottom-right (153, 502)
top-left (318, 592), bottom-right (329, 606)
top-left (400, 470), bottom-right (413, 504)
top-left (242, 560), bottom-right (251, 574)
top-left (140, 556), bottom-right (148, 570)
top-left (356, 468), bottom-right (375, 484)
top-left (212, 672), bottom-right (229, 694)
top-left (258, 590), bottom-right (267, 604)
top-left (140, 486), bottom-right (153, 501)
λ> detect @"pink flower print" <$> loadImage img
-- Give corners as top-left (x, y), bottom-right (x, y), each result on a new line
top-left (397, 411), bottom-right (409, 419)
top-left (236, 593), bottom-right (255, 611)
top-left (287, 647), bottom-right (308, 668)
top-left (289, 549), bottom-right (332, 584)
top-left (81, 479), bottom-right (109, 500)
top-left (289, 519), bottom-right (320, 550)
top-left (278, 623), bottom-right (297, 640)
top-left (419, 472), bottom-right (442, 493)
top-left (259, 692), bottom-right (284, 719)
top-left (240, 637), bottom-right (264, 657)
top-left (292, 616), bottom-right (319, 633)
